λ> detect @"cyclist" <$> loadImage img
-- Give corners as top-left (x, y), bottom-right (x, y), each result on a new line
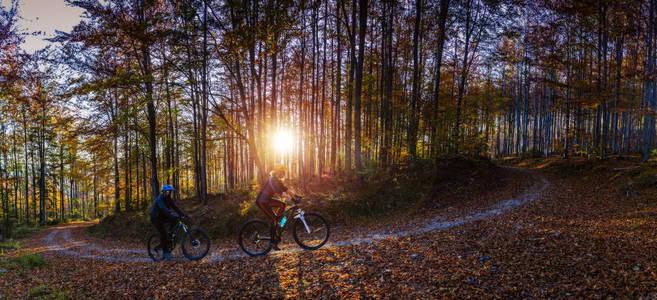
top-left (149, 185), bottom-right (189, 260)
top-left (256, 166), bottom-right (295, 250)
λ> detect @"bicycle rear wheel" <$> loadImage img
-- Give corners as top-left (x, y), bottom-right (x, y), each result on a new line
top-left (292, 212), bottom-right (329, 250)
top-left (182, 228), bottom-right (211, 261)
top-left (147, 233), bottom-right (164, 262)
top-left (238, 219), bottom-right (273, 256)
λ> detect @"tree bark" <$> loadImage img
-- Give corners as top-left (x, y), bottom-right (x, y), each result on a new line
top-left (353, 0), bottom-right (368, 175)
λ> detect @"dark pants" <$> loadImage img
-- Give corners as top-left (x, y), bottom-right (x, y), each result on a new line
top-left (151, 214), bottom-right (178, 254)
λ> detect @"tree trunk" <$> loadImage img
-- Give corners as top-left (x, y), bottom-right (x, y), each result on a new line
top-left (353, 0), bottom-right (368, 175)
top-left (408, 0), bottom-right (423, 158)
top-left (432, 0), bottom-right (451, 159)
top-left (454, 0), bottom-right (473, 155)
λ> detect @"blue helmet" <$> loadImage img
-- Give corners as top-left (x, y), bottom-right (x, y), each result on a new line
top-left (161, 185), bottom-right (175, 192)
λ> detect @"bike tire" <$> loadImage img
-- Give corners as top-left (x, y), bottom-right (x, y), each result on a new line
top-left (292, 212), bottom-right (330, 250)
top-left (147, 232), bottom-right (164, 262)
top-left (181, 228), bottom-right (211, 261)
top-left (238, 219), bottom-right (273, 256)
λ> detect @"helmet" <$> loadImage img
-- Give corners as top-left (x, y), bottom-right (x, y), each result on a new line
top-left (161, 185), bottom-right (175, 192)
top-left (269, 165), bottom-right (286, 177)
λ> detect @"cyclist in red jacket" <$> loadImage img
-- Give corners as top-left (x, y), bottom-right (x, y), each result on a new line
top-left (256, 166), bottom-right (294, 250)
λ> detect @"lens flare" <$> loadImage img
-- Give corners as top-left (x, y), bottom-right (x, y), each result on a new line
top-left (272, 130), bottom-right (293, 153)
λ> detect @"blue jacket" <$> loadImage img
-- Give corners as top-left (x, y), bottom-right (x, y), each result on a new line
top-left (149, 194), bottom-right (186, 220)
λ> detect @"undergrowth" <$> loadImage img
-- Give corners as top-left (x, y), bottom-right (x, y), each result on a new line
top-left (89, 157), bottom-right (500, 240)
top-left (0, 239), bottom-right (22, 253)
top-left (0, 224), bottom-right (39, 254)
top-left (87, 212), bottom-right (153, 240)
top-left (1, 253), bottom-right (47, 276)
top-left (28, 284), bottom-right (71, 300)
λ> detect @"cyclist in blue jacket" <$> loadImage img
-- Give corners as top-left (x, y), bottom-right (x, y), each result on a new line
top-left (150, 185), bottom-right (189, 260)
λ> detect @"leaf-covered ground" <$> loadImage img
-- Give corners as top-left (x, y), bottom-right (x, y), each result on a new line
top-left (3, 159), bottom-right (657, 298)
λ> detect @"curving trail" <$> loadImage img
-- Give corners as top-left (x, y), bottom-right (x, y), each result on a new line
top-left (39, 168), bottom-right (549, 263)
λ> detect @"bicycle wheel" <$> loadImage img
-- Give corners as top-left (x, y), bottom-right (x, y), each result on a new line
top-left (147, 233), bottom-right (164, 262)
top-left (292, 212), bottom-right (329, 250)
top-left (238, 219), bottom-right (273, 256)
top-left (182, 228), bottom-right (211, 261)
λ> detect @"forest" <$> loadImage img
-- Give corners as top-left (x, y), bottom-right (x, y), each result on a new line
top-left (0, 0), bottom-right (652, 226)
top-left (2, 0), bottom-right (657, 298)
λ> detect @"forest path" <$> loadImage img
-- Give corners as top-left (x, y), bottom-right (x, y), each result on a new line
top-left (10, 161), bottom-right (657, 298)
top-left (36, 167), bottom-right (549, 263)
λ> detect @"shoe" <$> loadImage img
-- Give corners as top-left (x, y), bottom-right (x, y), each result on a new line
top-left (163, 252), bottom-right (173, 260)
top-left (272, 242), bottom-right (281, 251)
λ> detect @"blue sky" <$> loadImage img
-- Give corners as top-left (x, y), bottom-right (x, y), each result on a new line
top-left (3, 0), bottom-right (83, 53)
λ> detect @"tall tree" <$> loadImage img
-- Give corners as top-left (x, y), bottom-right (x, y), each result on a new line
top-left (353, 0), bottom-right (368, 174)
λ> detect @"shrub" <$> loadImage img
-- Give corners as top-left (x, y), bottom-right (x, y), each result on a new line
top-left (198, 200), bottom-right (261, 238)
top-left (0, 239), bottom-right (22, 252)
top-left (88, 211), bottom-right (152, 240)
top-left (28, 284), bottom-right (70, 299)
top-left (313, 157), bottom-right (438, 222)
top-left (0, 224), bottom-right (38, 255)
top-left (1, 224), bottom-right (40, 241)
top-left (29, 285), bottom-right (49, 297)
top-left (633, 172), bottom-right (657, 189)
top-left (14, 225), bottom-right (39, 239)
top-left (521, 148), bottom-right (544, 159)
top-left (47, 219), bottom-right (64, 226)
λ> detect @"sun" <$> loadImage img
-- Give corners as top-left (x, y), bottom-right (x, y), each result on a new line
top-left (272, 129), bottom-right (294, 153)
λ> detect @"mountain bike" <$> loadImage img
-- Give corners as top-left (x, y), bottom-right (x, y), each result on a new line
top-left (147, 219), bottom-right (211, 262)
top-left (238, 196), bottom-right (330, 256)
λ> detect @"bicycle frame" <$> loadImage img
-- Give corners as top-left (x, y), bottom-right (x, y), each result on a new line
top-left (167, 221), bottom-right (189, 249)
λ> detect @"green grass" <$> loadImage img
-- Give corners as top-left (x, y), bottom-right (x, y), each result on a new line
top-left (0, 239), bottom-right (22, 254)
top-left (29, 284), bottom-right (71, 300)
top-left (614, 165), bottom-right (657, 196)
top-left (0, 224), bottom-right (39, 255)
top-left (12, 224), bottom-right (40, 239)
top-left (29, 285), bottom-right (49, 297)
top-left (1, 253), bottom-right (47, 271)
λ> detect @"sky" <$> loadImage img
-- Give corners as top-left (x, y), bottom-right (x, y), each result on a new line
top-left (3, 0), bottom-right (84, 53)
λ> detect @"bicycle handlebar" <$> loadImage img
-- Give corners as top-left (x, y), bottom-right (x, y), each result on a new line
top-left (177, 216), bottom-right (192, 226)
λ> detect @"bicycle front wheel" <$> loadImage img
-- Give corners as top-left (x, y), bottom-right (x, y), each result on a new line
top-left (292, 212), bottom-right (329, 250)
top-left (182, 228), bottom-right (211, 261)
top-left (238, 219), bottom-right (273, 256)
top-left (147, 232), bottom-right (164, 262)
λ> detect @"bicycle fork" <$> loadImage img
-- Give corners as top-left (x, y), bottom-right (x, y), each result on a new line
top-left (294, 209), bottom-right (312, 233)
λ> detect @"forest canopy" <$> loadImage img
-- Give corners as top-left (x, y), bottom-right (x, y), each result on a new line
top-left (0, 0), bottom-right (656, 226)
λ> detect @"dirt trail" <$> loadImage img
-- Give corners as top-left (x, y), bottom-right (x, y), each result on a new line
top-left (37, 167), bottom-right (549, 263)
